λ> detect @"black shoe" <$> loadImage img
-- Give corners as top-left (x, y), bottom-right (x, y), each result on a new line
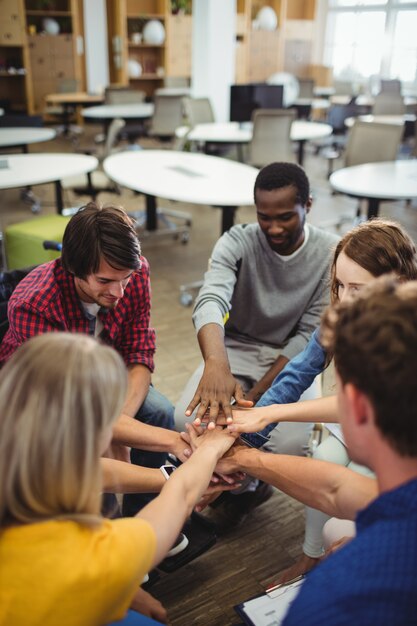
top-left (208, 481), bottom-right (274, 534)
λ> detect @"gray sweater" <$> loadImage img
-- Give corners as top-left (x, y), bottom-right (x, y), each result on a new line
top-left (193, 223), bottom-right (339, 361)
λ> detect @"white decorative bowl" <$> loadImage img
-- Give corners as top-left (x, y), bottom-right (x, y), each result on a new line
top-left (42, 17), bottom-right (60, 35)
top-left (256, 6), bottom-right (278, 31)
top-left (128, 59), bottom-right (142, 79)
top-left (143, 20), bottom-right (165, 45)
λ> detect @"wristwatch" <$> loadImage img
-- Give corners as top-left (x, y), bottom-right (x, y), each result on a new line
top-left (160, 464), bottom-right (176, 480)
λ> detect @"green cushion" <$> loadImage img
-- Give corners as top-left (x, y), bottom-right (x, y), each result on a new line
top-left (5, 215), bottom-right (70, 270)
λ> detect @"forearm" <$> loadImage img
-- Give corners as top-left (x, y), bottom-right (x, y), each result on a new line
top-left (101, 458), bottom-right (165, 493)
top-left (122, 364), bottom-right (151, 417)
top-left (112, 412), bottom-right (182, 453)
top-left (231, 447), bottom-right (376, 519)
top-left (256, 395), bottom-right (339, 427)
top-left (197, 323), bottom-right (228, 363)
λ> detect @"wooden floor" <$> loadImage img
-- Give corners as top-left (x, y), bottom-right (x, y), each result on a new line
top-left (1, 126), bottom-right (417, 625)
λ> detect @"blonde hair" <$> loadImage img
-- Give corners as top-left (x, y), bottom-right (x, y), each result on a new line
top-left (0, 333), bottom-right (127, 527)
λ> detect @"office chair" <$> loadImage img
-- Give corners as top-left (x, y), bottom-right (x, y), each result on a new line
top-left (183, 97), bottom-right (215, 126)
top-left (297, 78), bottom-right (315, 98)
top-left (0, 267), bottom-right (34, 336)
top-left (61, 118), bottom-right (126, 200)
top-left (247, 108), bottom-right (297, 168)
top-left (372, 92), bottom-right (406, 115)
top-left (45, 78), bottom-right (82, 138)
top-left (104, 86), bottom-right (146, 105)
top-left (323, 119), bottom-right (404, 228)
top-left (147, 95), bottom-right (185, 143)
top-left (380, 79), bottom-right (402, 94)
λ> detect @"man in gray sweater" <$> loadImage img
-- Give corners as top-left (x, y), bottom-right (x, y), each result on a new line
top-left (175, 162), bottom-right (338, 468)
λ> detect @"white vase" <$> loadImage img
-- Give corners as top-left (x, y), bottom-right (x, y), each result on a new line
top-left (256, 7), bottom-right (278, 31)
top-left (143, 20), bottom-right (165, 45)
top-left (128, 59), bottom-right (142, 79)
top-left (42, 17), bottom-right (60, 35)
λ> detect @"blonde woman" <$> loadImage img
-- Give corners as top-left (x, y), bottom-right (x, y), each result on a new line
top-left (0, 333), bottom-right (236, 626)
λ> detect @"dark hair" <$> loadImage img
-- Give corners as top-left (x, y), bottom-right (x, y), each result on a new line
top-left (253, 162), bottom-right (310, 206)
top-left (61, 203), bottom-right (141, 279)
top-left (330, 219), bottom-right (417, 304)
top-left (321, 277), bottom-right (417, 457)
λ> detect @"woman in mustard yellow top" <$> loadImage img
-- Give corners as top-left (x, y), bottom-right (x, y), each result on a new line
top-left (0, 333), bottom-right (236, 626)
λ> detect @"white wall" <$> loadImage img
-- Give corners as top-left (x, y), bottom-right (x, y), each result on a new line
top-left (83, 0), bottom-right (109, 94)
top-left (191, 0), bottom-right (236, 122)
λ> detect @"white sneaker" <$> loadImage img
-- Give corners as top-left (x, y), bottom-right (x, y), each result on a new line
top-left (166, 533), bottom-right (189, 558)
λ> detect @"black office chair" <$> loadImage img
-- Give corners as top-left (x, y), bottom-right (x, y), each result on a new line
top-left (0, 267), bottom-right (35, 341)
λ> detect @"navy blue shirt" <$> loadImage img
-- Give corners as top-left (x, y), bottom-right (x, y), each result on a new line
top-left (283, 478), bottom-right (417, 625)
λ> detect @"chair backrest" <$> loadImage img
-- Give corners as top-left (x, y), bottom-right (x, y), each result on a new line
top-left (183, 97), bottom-right (215, 126)
top-left (326, 99), bottom-right (359, 134)
top-left (149, 95), bottom-right (185, 138)
top-left (372, 92), bottom-right (406, 115)
top-left (248, 108), bottom-right (297, 167)
top-left (298, 78), bottom-right (315, 99)
top-left (380, 79), bottom-right (402, 94)
top-left (164, 76), bottom-right (190, 88)
top-left (344, 120), bottom-right (404, 168)
top-left (103, 118), bottom-right (126, 157)
top-left (0, 267), bottom-right (34, 342)
top-left (58, 78), bottom-right (79, 94)
top-left (105, 87), bottom-right (146, 105)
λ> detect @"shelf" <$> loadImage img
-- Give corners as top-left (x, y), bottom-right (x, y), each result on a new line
top-left (128, 43), bottom-right (165, 48)
top-left (0, 71), bottom-right (26, 77)
top-left (127, 13), bottom-right (165, 19)
top-left (130, 74), bottom-right (164, 80)
top-left (25, 10), bottom-right (72, 16)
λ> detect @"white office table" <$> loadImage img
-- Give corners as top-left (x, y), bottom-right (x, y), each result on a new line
top-left (0, 127), bottom-right (56, 153)
top-left (82, 103), bottom-right (154, 121)
top-left (329, 160), bottom-right (417, 219)
top-left (344, 114), bottom-right (416, 128)
top-left (176, 120), bottom-right (332, 166)
top-left (103, 150), bottom-right (258, 234)
top-left (0, 153), bottom-right (98, 214)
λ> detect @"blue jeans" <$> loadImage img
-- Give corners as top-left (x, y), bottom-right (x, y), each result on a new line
top-left (122, 385), bottom-right (174, 516)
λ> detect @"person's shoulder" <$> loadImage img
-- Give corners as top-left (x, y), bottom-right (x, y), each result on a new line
top-left (10, 260), bottom-right (62, 309)
top-left (308, 224), bottom-right (340, 246)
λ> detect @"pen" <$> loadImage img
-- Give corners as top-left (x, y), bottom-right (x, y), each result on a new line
top-left (265, 574), bottom-right (304, 594)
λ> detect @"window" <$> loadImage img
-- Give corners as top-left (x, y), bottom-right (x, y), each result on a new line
top-left (324, 0), bottom-right (417, 90)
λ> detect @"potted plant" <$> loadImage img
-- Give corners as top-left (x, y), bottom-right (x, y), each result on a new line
top-left (171, 0), bottom-right (191, 16)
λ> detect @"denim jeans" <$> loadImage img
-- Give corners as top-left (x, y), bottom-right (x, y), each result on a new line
top-left (122, 385), bottom-right (174, 517)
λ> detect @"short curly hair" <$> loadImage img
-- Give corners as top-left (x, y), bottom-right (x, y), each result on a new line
top-left (253, 162), bottom-right (310, 206)
top-left (321, 276), bottom-right (417, 457)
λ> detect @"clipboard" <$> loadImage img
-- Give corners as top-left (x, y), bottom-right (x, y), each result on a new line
top-left (234, 576), bottom-right (304, 626)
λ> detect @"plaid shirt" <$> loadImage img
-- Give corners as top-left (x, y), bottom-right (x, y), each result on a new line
top-left (0, 258), bottom-right (156, 370)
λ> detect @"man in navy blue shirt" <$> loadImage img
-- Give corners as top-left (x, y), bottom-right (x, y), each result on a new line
top-left (208, 276), bottom-right (417, 624)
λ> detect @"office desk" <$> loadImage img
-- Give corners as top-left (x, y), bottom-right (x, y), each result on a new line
top-left (176, 121), bottom-right (332, 166)
top-left (0, 153), bottom-right (98, 214)
top-left (103, 150), bottom-right (257, 235)
top-left (329, 161), bottom-right (417, 219)
top-left (82, 103), bottom-right (154, 121)
top-left (45, 92), bottom-right (104, 134)
top-left (0, 128), bottom-right (56, 153)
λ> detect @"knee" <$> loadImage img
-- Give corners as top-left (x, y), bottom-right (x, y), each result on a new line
top-left (138, 387), bottom-right (174, 430)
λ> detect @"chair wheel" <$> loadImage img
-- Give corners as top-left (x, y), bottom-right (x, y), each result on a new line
top-left (180, 231), bottom-right (189, 244)
top-left (180, 291), bottom-right (193, 307)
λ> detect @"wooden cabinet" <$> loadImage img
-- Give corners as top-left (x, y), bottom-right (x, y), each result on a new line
top-left (107, 0), bottom-right (192, 98)
top-left (0, 0), bottom-right (32, 112)
top-left (25, 0), bottom-right (84, 115)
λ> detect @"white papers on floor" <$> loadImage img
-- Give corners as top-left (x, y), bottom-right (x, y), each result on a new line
top-left (240, 579), bottom-right (304, 625)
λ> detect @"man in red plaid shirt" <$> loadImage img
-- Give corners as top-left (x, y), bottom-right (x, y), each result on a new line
top-left (0, 203), bottom-right (190, 514)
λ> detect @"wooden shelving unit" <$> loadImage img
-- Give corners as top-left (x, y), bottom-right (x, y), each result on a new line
top-left (107, 0), bottom-right (192, 98)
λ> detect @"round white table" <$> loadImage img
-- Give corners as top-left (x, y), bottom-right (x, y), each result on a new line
top-left (0, 153), bottom-right (98, 214)
top-left (82, 103), bottom-right (154, 121)
top-left (329, 160), bottom-right (417, 219)
top-left (103, 150), bottom-right (258, 234)
top-left (176, 120), bottom-right (332, 166)
top-left (344, 114), bottom-right (416, 128)
top-left (0, 127), bottom-right (56, 153)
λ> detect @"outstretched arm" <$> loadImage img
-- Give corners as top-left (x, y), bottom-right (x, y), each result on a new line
top-left (185, 323), bottom-right (251, 426)
top-left (225, 395), bottom-right (339, 434)
top-left (137, 427), bottom-right (237, 567)
top-left (216, 443), bottom-right (378, 520)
